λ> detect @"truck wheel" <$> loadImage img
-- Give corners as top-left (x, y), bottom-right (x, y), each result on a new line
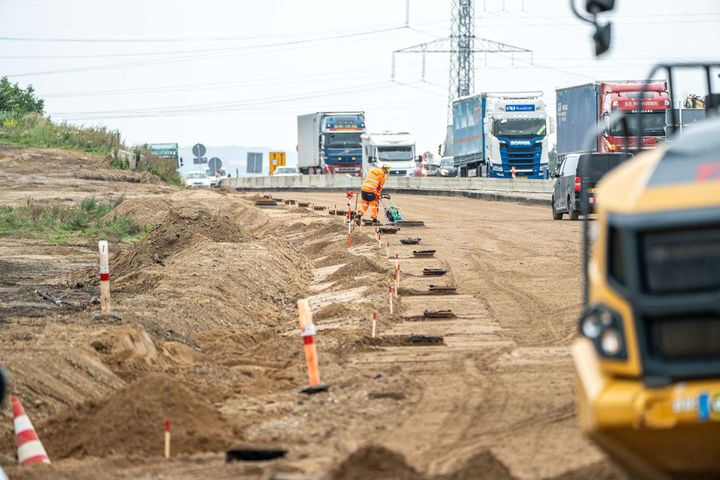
top-left (568, 197), bottom-right (579, 221)
top-left (552, 199), bottom-right (563, 220)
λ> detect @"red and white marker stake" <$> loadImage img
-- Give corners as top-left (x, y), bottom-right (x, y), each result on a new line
top-left (386, 241), bottom-right (390, 258)
top-left (98, 240), bottom-right (111, 315)
top-left (511, 166), bottom-right (517, 179)
top-left (164, 420), bottom-right (171, 459)
top-left (377, 233), bottom-right (382, 248)
top-left (371, 312), bottom-right (377, 338)
top-left (388, 286), bottom-right (394, 314)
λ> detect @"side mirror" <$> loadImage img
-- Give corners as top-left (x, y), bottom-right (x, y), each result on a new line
top-left (585, 0), bottom-right (614, 13)
top-left (369, 156), bottom-right (376, 164)
top-left (593, 22), bottom-right (612, 56)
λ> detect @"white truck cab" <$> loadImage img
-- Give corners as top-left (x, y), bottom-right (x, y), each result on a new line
top-left (361, 132), bottom-right (416, 176)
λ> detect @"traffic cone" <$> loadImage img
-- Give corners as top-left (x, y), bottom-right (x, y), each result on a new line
top-left (12, 396), bottom-right (50, 466)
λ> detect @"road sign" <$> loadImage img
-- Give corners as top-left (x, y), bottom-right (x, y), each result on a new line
top-left (193, 157), bottom-right (207, 164)
top-left (269, 151), bottom-right (286, 175)
top-left (192, 143), bottom-right (206, 158)
top-left (247, 152), bottom-right (263, 174)
top-left (208, 157), bottom-right (222, 173)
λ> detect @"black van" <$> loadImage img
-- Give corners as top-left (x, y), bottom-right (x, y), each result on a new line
top-left (551, 152), bottom-right (633, 220)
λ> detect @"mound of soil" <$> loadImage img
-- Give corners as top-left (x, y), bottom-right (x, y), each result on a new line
top-left (40, 373), bottom-right (236, 459)
top-left (329, 444), bottom-right (425, 480)
top-left (445, 450), bottom-right (515, 480)
top-left (89, 323), bottom-right (159, 381)
top-left (326, 255), bottom-right (385, 283)
top-left (109, 196), bottom-right (175, 226)
top-left (544, 460), bottom-right (623, 480)
top-left (112, 206), bottom-right (253, 279)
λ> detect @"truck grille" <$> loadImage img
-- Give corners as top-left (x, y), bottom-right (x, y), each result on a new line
top-left (640, 225), bottom-right (720, 294)
top-left (499, 145), bottom-right (542, 172)
top-left (644, 313), bottom-right (720, 361)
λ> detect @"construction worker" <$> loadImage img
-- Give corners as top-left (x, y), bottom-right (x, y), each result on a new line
top-left (354, 163), bottom-right (391, 225)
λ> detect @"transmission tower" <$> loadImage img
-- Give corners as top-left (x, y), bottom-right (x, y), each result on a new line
top-left (451, 0), bottom-right (475, 100)
top-left (393, 0), bottom-right (533, 121)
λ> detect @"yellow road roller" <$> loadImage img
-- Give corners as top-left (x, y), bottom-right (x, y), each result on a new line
top-left (573, 62), bottom-right (720, 480)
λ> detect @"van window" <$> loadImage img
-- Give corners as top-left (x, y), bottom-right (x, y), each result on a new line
top-left (562, 156), bottom-right (579, 176)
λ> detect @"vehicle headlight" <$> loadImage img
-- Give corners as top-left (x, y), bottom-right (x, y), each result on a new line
top-left (499, 140), bottom-right (507, 146)
top-left (492, 165), bottom-right (503, 172)
top-left (578, 305), bottom-right (626, 359)
top-left (600, 329), bottom-right (622, 356)
top-left (535, 140), bottom-right (543, 145)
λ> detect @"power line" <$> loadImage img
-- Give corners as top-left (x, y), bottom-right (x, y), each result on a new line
top-left (4, 25), bottom-right (410, 78)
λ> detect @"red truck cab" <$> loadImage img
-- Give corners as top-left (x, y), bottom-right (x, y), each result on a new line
top-left (599, 81), bottom-right (670, 152)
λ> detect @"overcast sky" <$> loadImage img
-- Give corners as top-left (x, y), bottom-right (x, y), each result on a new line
top-left (2, 0), bottom-right (719, 157)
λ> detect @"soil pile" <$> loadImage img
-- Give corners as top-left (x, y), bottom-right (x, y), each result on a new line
top-left (444, 450), bottom-right (515, 480)
top-left (112, 205), bottom-right (253, 280)
top-left (329, 444), bottom-right (426, 480)
top-left (40, 373), bottom-right (236, 459)
top-left (544, 461), bottom-right (623, 480)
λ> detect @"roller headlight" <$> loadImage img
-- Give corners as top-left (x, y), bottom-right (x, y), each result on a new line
top-left (579, 305), bottom-right (627, 360)
top-left (601, 329), bottom-right (622, 356)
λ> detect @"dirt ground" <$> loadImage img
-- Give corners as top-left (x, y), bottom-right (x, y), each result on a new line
top-left (0, 146), bottom-right (623, 479)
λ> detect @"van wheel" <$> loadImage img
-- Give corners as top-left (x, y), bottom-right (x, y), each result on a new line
top-left (552, 199), bottom-right (563, 220)
top-left (568, 197), bottom-right (579, 221)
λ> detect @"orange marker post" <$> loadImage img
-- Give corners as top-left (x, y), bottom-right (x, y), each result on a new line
top-left (297, 299), bottom-right (329, 394)
top-left (388, 286), bottom-right (394, 314)
top-left (164, 420), bottom-right (171, 459)
top-left (371, 312), bottom-right (377, 338)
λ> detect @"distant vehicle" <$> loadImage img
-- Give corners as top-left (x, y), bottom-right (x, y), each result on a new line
top-left (148, 143), bottom-right (181, 168)
top-left (361, 131), bottom-right (416, 177)
top-left (451, 91), bottom-right (550, 178)
top-left (436, 157), bottom-right (457, 177)
top-left (556, 81), bottom-right (669, 156)
top-left (184, 171), bottom-right (211, 188)
top-left (551, 152), bottom-right (632, 220)
top-left (297, 111), bottom-right (365, 175)
top-left (273, 166), bottom-right (300, 176)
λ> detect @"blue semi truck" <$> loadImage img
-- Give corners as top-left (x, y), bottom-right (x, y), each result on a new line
top-left (297, 112), bottom-right (366, 175)
top-left (450, 92), bottom-right (550, 178)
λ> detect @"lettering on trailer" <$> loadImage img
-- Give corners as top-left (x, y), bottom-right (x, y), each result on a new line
top-left (505, 104), bottom-right (536, 112)
top-left (616, 100), bottom-right (663, 108)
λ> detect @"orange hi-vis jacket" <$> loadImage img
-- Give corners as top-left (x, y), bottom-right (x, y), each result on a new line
top-left (361, 167), bottom-right (387, 194)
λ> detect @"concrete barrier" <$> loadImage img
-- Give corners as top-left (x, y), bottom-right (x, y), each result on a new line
top-left (223, 174), bottom-right (552, 207)
top-left (223, 175), bottom-right (553, 194)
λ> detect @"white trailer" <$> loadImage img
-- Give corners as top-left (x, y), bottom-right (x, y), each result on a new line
top-left (361, 131), bottom-right (416, 177)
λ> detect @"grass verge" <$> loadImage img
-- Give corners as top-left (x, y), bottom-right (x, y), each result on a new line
top-left (0, 113), bottom-right (121, 156)
top-left (0, 196), bottom-right (147, 243)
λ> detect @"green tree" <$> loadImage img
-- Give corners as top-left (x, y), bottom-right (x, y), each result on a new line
top-left (0, 77), bottom-right (44, 114)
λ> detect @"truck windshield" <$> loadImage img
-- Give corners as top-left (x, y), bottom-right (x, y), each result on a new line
top-left (324, 133), bottom-right (362, 148)
top-left (493, 118), bottom-right (546, 137)
top-left (377, 147), bottom-right (413, 161)
top-left (610, 111), bottom-right (666, 136)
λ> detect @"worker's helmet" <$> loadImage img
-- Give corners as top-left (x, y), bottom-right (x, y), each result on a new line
top-left (382, 163), bottom-right (392, 172)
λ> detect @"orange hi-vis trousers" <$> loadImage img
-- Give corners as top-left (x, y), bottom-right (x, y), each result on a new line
top-left (357, 191), bottom-right (380, 220)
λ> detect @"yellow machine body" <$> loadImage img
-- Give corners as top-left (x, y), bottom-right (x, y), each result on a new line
top-left (573, 119), bottom-right (720, 479)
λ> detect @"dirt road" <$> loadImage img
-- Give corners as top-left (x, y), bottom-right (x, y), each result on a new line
top-left (0, 146), bottom-right (620, 479)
